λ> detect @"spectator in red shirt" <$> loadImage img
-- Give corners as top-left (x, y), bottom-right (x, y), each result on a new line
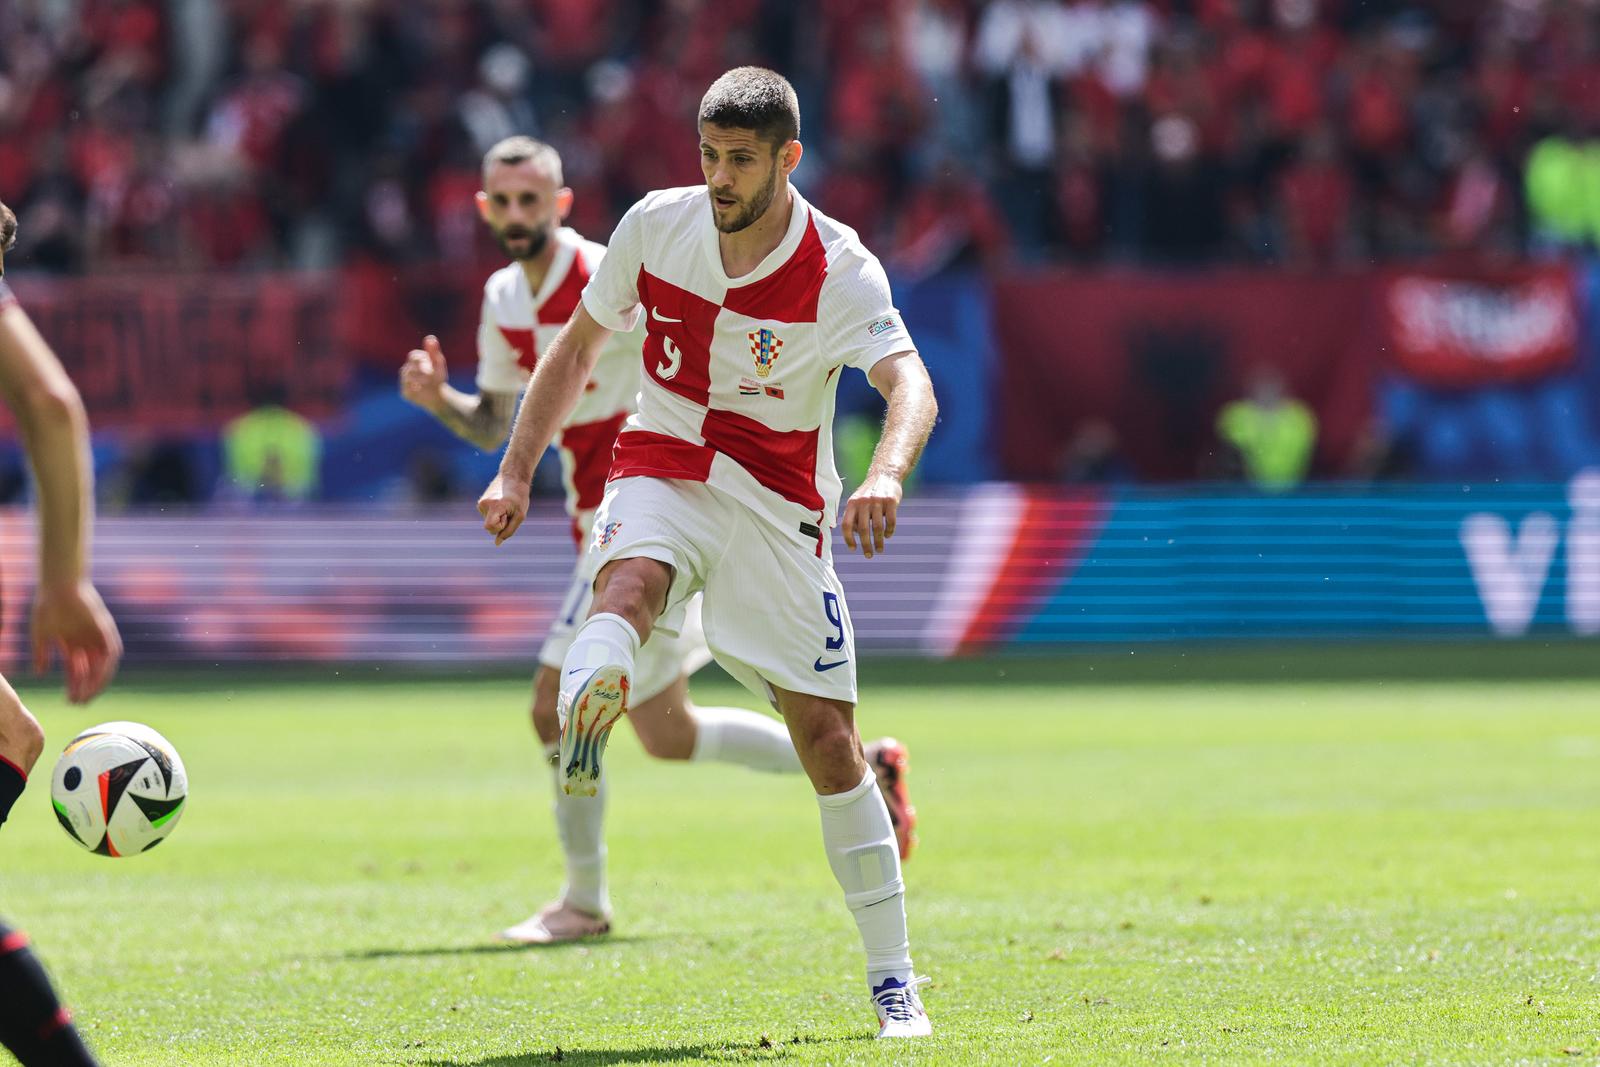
top-left (1054, 113), bottom-right (1106, 257)
top-left (816, 137), bottom-right (893, 248)
top-left (1261, 12), bottom-right (1338, 140)
top-left (887, 159), bottom-right (1011, 281)
top-left (1344, 34), bottom-right (1412, 161)
top-left (1474, 37), bottom-right (1532, 154)
top-left (1277, 122), bottom-right (1354, 265)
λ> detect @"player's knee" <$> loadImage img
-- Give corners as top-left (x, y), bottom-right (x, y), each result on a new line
top-left (595, 593), bottom-right (649, 629)
top-left (591, 559), bottom-right (670, 636)
top-left (0, 702), bottom-right (45, 774)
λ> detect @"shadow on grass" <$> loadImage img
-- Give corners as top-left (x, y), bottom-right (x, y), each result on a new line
top-left (327, 936), bottom-right (651, 961)
top-left (412, 1033), bottom-right (870, 1065)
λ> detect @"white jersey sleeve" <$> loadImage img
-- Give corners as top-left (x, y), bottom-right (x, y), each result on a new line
top-left (819, 252), bottom-right (916, 374)
top-left (580, 196), bottom-right (649, 334)
top-left (475, 289), bottom-right (525, 395)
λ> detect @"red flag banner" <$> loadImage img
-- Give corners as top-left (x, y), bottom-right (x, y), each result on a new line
top-left (1384, 265), bottom-right (1578, 387)
top-left (6, 274), bottom-right (348, 431)
top-left (991, 269), bottom-right (1379, 481)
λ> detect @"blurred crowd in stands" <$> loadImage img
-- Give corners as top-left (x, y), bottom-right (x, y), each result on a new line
top-left (2, 0), bottom-right (1599, 279)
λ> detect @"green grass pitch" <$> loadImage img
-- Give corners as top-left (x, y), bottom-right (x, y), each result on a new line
top-left (3, 650), bottom-right (1600, 1065)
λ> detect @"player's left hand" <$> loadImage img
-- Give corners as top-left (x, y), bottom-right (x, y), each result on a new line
top-left (31, 579), bottom-right (123, 703)
top-left (478, 472), bottom-right (530, 546)
top-left (841, 472), bottom-right (902, 559)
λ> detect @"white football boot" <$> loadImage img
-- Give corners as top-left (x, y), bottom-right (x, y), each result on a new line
top-left (497, 899), bottom-right (612, 944)
top-left (557, 665), bottom-right (630, 797)
top-left (871, 975), bottom-right (933, 1038)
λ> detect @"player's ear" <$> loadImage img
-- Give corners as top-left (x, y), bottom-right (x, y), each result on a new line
top-left (555, 187), bottom-right (574, 220)
top-left (475, 191), bottom-right (491, 222)
top-left (780, 139), bottom-right (802, 178)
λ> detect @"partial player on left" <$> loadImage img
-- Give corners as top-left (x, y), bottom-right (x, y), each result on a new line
top-left (0, 199), bottom-right (123, 1067)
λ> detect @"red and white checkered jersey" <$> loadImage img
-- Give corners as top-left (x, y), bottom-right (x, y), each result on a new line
top-left (475, 227), bottom-right (642, 538)
top-left (579, 185), bottom-right (916, 535)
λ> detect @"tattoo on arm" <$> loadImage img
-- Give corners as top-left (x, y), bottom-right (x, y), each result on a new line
top-left (436, 389), bottom-right (516, 451)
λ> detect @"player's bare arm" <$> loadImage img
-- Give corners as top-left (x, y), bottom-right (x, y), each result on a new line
top-left (0, 294), bottom-right (122, 703)
top-left (399, 335), bottom-right (516, 451)
top-left (478, 305), bottom-right (613, 545)
top-left (841, 351), bottom-right (937, 559)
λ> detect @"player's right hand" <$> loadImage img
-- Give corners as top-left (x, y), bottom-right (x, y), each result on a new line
top-left (31, 579), bottom-right (123, 704)
top-left (399, 335), bottom-right (449, 412)
top-left (478, 473), bottom-right (530, 546)
top-left (841, 471), bottom-right (903, 560)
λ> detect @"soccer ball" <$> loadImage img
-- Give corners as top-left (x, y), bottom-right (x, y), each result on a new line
top-left (50, 721), bottom-right (188, 857)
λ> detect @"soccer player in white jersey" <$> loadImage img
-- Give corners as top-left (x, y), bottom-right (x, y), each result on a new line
top-left (401, 137), bottom-right (916, 946)
top-left (477, 71), bottom-right (939, 1038)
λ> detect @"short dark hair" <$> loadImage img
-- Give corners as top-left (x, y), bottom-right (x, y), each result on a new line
top-left (697, 67), bottom-right (800, 148)
top-left (0, 201), bottom-right (15, 253)
top-left (481, 136), bottom-right (563, 185)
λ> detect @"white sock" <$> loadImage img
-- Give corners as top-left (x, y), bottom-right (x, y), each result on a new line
top-left (559, 612), bottom-right (640, 724)
top-left (542, 741), bottom-right (609, 916)
top-left (816, 768), bottom-right (913, 989)
top-left (690, 706), bottom-right (803, 774)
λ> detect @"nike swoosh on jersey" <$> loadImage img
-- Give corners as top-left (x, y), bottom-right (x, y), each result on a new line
top-left (650, 306), bottom-right (683, 323)
top-left (813, 657), bottom-right (849, 672)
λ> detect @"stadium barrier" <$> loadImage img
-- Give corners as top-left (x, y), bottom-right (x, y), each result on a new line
top-left (931, 478), bottom-right (1600, 654)
top-left (1, 476), bottom-right (1595, 667)
top-left (9, 259), bottom-right (1599, 485)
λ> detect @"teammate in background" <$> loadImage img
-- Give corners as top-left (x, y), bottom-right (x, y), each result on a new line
top-left (0, 200), bottom-right (123, 1066)
top-left (477, 71), bottom-right (938, 1037)
top-left (399, 137), bottom-right (916, 945)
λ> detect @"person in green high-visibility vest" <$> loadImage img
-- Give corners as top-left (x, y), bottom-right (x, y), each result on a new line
top-left (1525, 132), bottom-right (1600, 249)
top-left (1216, 365), bottom-right (1317, 491)
top-left (221, 384), bottom-right (322, 501)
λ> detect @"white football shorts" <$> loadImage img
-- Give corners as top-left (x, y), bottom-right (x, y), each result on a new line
top-left (580, 476), bottom-right (858, 707)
